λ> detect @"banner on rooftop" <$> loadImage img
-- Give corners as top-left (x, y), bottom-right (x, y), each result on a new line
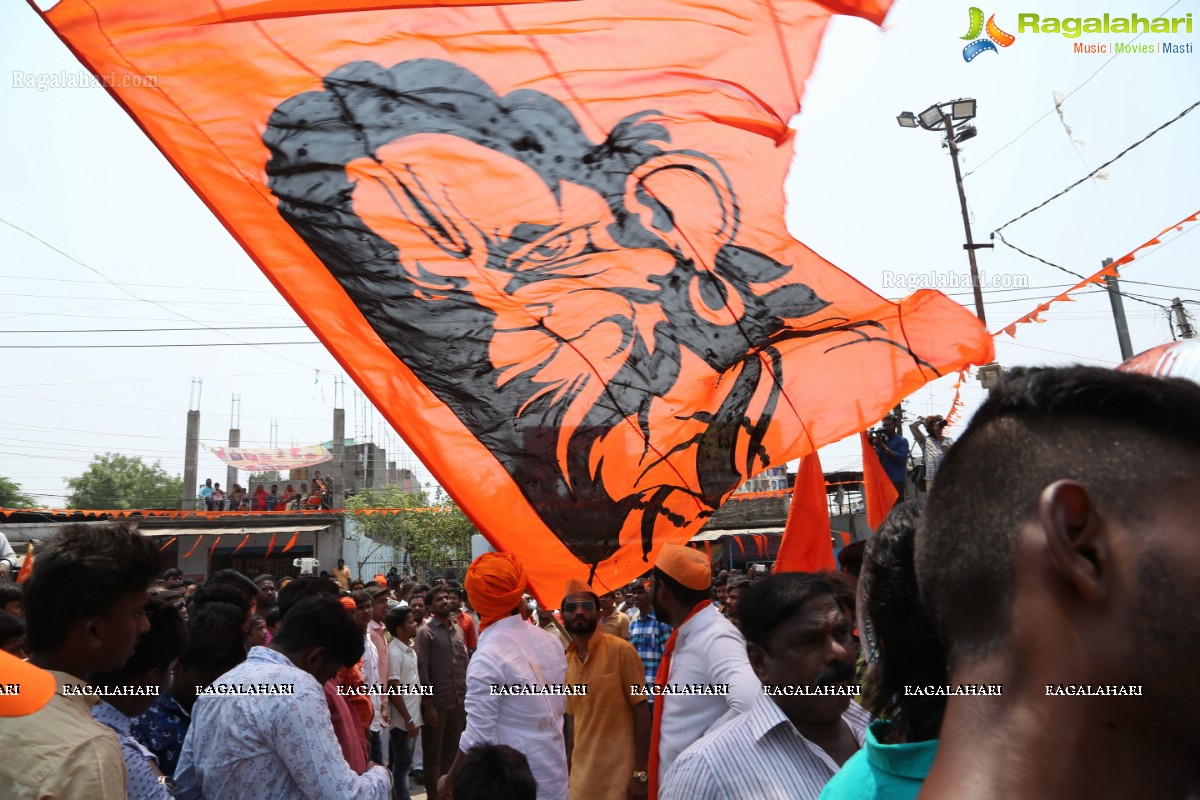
top-left (37, 0), bottom-right (992, 601)
top-left (204, 444), bottom-right (332, 471)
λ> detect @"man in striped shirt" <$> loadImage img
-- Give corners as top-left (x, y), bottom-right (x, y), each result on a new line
top-left (661, 573), bottom-right (868, 800)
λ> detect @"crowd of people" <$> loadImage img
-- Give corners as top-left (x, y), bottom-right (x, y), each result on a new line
top-left (196, 471), bottom-right (334, 512)
top-left (1, 365), bottom-right (1198, 800)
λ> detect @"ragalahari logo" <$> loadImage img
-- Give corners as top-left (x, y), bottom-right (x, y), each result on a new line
top-left (962, 7), bottom-right (1016, 61)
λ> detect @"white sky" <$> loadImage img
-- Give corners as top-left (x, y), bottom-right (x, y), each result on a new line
top-left (1, 0), bottom-right (1197, 503)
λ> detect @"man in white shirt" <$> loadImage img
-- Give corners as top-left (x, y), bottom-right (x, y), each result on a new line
top-left (647, 544), bottom-right (761, 797)
top-left (660, 573), bottom-right (868, 800)
top-left (439, 552), bottom-right (568, 800)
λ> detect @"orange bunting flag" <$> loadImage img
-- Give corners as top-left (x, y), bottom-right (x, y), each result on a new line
top-left (860, 432), bottom-right (899, 530)
top-left (183, 536), bottom-right (204, 559)
top-left (16, 542), bottom-right (34, 584)
top-left (158, 537), bottom-right (178, 552)
top-left (282, 532), bottom-right (299, 553)
top-left (36, 0), bottom-right (993, 600)
top-left (233, 533), bottom-right (252, 554)
top-left (209, 535), bottom-right (222, 555)
top-left (266, 532), bottom-right (278, 558)
top-left (774, 451), bottom-right (836, 573)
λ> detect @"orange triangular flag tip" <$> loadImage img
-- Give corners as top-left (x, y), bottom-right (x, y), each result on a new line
top-left (209, 534), bottom-right (222, 555)
top-left (233, 533), bottom-right (251, 554)
top-left (16, 542), bottom-right (34, 583)
top-left (860, 432), bottom-right (899, 531)
top-left (158, 536), bottom-right (178, 551)
top-left (266, 532), bottom-right (278, 557)
top-left (183, 535), bottom-right (204, 559)
top-left (774, 451), bottom-right (836, 574)
top-left (282, 531), bottom-right (299, 553)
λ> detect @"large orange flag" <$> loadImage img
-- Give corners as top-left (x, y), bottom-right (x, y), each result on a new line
top-left (35, 0), bottom-right (992, 602)
top-left (774, 451), bottom-right (836, 574)
top-left (860, 432), bottom-right (899, 530)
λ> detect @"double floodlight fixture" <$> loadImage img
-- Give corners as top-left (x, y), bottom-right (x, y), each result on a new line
top-left (897, 98), bottom-right (978, 132)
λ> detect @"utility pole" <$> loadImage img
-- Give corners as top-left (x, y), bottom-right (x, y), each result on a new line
top-left (226, 394), bottom-right (241, 495)
top-left (181, 379), bottom-right (202, 512)
top-left (1173, 297), bottom-right (1196, 339)
top-left (1102, 258), bottom-right (1134, 360)
top-left (942, 112), bottom-right (988, 326)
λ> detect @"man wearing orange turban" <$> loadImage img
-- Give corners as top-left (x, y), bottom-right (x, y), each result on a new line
top-left (439, 553), bottom-right (568, 800)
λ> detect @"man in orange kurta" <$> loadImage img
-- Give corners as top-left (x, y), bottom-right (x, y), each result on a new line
top-left (563, 579), bottom-right (651, 800)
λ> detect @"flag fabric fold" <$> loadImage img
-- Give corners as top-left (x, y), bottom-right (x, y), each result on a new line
top-left (37, 0), bottom-right (991, 601)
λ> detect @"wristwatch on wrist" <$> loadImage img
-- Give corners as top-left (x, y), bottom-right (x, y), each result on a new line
top-left (632, 771), bottom-right (648, 784)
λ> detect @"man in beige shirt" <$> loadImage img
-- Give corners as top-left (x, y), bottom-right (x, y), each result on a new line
top-left (0, 523), bottom-right (160, 799)
top-left (597, 591), bottom-right (631, 639)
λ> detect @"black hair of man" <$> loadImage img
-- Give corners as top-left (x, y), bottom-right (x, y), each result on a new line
top-left (738, 572), bottom-right (842, 653)
top-left (916, 366), bottom-right (1200, 668)
top-left (254, 574), bottom-right (276, 587)
top-left (350, 589), bottom-right (371, 607)
top-left (860, 501), bottom-right (946, 743)
top-left (205, 569), bottom-right (259, 605)
top-left (452, 744), bottom-right (538, 800)
top-left (0, 582), bottom-right (21, 607)
top-left (0, 611), bottom-right (24, 645)
top-left (91, 595), bottom-right (187, 690)
top-left (162, 568), bottom-right (184, 581)
top-left (271, 595), bottom-right (363, 668)
top-left (264, 607), bottom-right (283, 629)
top-left (22, 523), bottom-right (160, 654)
top-left (425, 585), bottom-right (451, 607)
top-left (836, 540), bottom-right (867, 578)
top-left (188, 583), bottom-right (251, 618)
top-left (276, 575), bottom-right (340, 617)
top-left (820, 571), bottom-right (856, 620)
top-left (179, 601), bottom-right (247, 676)
top-left (651, 567), bottom-right (710, 608)
top-left (383, 606), bottom-right (414, 638)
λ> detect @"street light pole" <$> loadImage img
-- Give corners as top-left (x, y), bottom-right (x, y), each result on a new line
top-left (942, 112), bottom-right (987, 326)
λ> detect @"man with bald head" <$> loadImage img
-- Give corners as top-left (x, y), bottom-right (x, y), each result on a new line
top-left (916, 366), bottom-right (1200, 799)
top-left (437, 553), bottom-right (567, 800)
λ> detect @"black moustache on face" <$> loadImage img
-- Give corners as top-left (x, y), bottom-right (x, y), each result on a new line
top-left (814, 661), bottom-right (855, 687)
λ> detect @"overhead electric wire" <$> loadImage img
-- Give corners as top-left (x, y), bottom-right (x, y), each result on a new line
top-left (0, 216), bottom-right (314, 369)
top-left (0, 341), bottom-right (320, 349)
top-left (0, 325), bottom-right (308, 334)
top-left (992, 100), bottom-right (1200, 235)
top-left (0, 273), bottom-right (278, 294)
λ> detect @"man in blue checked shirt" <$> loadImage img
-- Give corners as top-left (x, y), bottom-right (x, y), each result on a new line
top-left (626, 577), bottom-right (671, 714)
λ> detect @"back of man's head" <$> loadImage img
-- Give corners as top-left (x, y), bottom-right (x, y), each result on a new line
top-left (276, 575), bottom-right (339, 617)
top-left (917, 366), bottom-right (1200, 668)
top-left (23, 523), bottom-right (160, 656)
top-left (272, 595), bottom-right (363, 668)
top-left (205, 569), bottom-right (258, 605)
top-left (452, 744), bottom-right (538, 800)
top-left (180, 601), bottom-right (248, 679)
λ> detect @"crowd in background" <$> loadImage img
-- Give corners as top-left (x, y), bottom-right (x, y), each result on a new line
top-left (1, 365), bottom-right (1198, 800)
top-left (196, 470), bottom-right (334, 512)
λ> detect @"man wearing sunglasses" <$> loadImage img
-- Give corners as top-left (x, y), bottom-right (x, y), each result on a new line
top-left (563, 579), bottom-right (651, 800)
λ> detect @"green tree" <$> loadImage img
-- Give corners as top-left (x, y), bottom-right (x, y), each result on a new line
top-left (65, 453), bottom-right (184, 510)
top-left (0, 475), bottom-right (35, 508)
top-left (248, 470), bottom-right (283, 487)
top-left (345, 486), bottom-right (474, 578)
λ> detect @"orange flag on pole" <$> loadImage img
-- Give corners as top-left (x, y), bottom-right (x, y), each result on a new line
top-left (35, 0), bottom-right (992, 601)
top-left (860, 432), bottom-right (899, 530)
top-left (16, 542), bottom-right (34, 584)
top-left (774, 451), bottom-right (836, 574)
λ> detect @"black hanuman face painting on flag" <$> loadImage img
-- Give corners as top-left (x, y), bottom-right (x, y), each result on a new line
top-left (264, 59), bottom-right (929, 568)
